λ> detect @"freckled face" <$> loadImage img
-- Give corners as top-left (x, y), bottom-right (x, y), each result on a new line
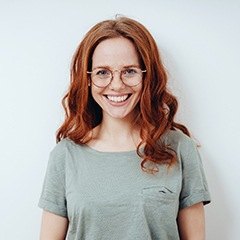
top-left (90, 38), bottom-right (143, 120)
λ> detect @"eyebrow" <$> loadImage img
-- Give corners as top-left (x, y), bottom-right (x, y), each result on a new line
top-left (92, 64), bottom-right (140, 70)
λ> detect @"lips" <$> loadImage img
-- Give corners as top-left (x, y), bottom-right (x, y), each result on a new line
top-left (105, 94), bottom-right (131, 103)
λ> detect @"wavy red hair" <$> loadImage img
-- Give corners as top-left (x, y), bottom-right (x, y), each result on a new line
top-left (57, 17), bottom-right (190, 173)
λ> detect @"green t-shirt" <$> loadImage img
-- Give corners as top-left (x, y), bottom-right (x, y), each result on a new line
top-left (39, 130), bottom-right (211, 240)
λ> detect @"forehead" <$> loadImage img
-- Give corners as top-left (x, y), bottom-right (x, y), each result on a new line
top-left (92, 37), bottom-right (139, 68)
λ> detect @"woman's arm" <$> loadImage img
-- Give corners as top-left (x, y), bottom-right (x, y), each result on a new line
top-left (40, 210), bottom-right (69, 240)
top-left (177, 202), bottom-right (206, 240)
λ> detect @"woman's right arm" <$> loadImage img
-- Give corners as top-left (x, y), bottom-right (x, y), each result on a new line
top-left (40, 210), bottom-right (69, 240)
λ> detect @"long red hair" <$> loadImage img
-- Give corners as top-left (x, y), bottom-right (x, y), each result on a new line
top-left (57, 17), bottom-right (190, 173)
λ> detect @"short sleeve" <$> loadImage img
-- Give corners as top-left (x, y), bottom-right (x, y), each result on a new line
top-left (179, 136), bottom-right (211, 210)
top-left (38, 142), bottom-right (68, 218)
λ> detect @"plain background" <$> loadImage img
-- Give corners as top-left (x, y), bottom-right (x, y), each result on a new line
top-left (0, 0), bottom-right (239, 239)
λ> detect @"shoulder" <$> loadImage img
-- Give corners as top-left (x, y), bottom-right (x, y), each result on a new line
top-left (51, 138), bottom-right (79, 154)
top-left (162, 130), bottom-right (199, 158)
top-left (48, 138), bottom-right (80, 167)
top-left (163, 130), bottom-right (203, 170)
top-left (163, 129), bottom-right (194, 146)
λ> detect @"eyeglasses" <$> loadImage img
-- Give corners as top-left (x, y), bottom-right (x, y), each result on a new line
top-left (87, 67), bottom-right (146, 88)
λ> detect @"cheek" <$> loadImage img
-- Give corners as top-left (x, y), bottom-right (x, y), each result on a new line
top-left (134, 85), bottom-right (143, 99)
top-left (134, 86), bottom-right (143, 106)
top-left (91, 89), bottom-right (97, 103)
top-left (91, 86), bottom-right (103, 105)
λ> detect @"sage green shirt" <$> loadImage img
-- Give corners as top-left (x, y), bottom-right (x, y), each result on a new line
top-left (39, 130), bottom-right (211, 239)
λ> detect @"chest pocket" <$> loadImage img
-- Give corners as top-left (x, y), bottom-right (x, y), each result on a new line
top-left (142, 186), bottom-right (177, 205)
top-left (138, 186), bottom-right (179, 239)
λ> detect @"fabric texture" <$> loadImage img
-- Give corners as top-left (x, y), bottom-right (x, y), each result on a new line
top-left (38, 130), bottom-right (211, 240)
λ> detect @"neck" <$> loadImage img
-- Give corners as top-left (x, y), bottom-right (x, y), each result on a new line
top-left (101, 117), bottom-right (136, 139)
top-left (89, 114), bottom-right (142, 152)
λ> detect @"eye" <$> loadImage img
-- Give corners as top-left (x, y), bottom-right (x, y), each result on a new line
top-left (123, 68), bottom-right (138, 75)
top-left (95, 69), bottom-right (111, 77)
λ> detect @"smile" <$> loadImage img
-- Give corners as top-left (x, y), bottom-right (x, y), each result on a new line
top-left (105, 94), bottom-right (131, 103)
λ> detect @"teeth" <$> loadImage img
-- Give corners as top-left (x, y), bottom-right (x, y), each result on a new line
top-left (107, 95), bottom-right (129, 103)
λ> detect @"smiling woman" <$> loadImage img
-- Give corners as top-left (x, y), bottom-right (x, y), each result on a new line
top-left (38, 16), bottom-right (211, 240)
top-left (90, 38), bottom-right (143, 121)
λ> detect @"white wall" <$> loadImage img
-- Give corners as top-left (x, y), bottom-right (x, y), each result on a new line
top-left (0, 0), bottom-right (239, 239)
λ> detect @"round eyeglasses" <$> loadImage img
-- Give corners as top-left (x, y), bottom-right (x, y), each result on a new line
top-left (87, 67), bottom-right (146, 88)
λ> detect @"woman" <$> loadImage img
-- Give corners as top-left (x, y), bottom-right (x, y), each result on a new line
top-left (39, 17), bottom-right (211, 240)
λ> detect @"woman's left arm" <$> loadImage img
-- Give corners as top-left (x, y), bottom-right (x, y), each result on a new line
top-left (177, 202), bottom-right (206, 240)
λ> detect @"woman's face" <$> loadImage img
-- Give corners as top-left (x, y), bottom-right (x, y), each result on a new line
top-left (90, 37), bottom-right (143, 121)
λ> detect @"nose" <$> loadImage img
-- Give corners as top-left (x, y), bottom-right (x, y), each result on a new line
top-left (108, 70), bottom-right (125, 90)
